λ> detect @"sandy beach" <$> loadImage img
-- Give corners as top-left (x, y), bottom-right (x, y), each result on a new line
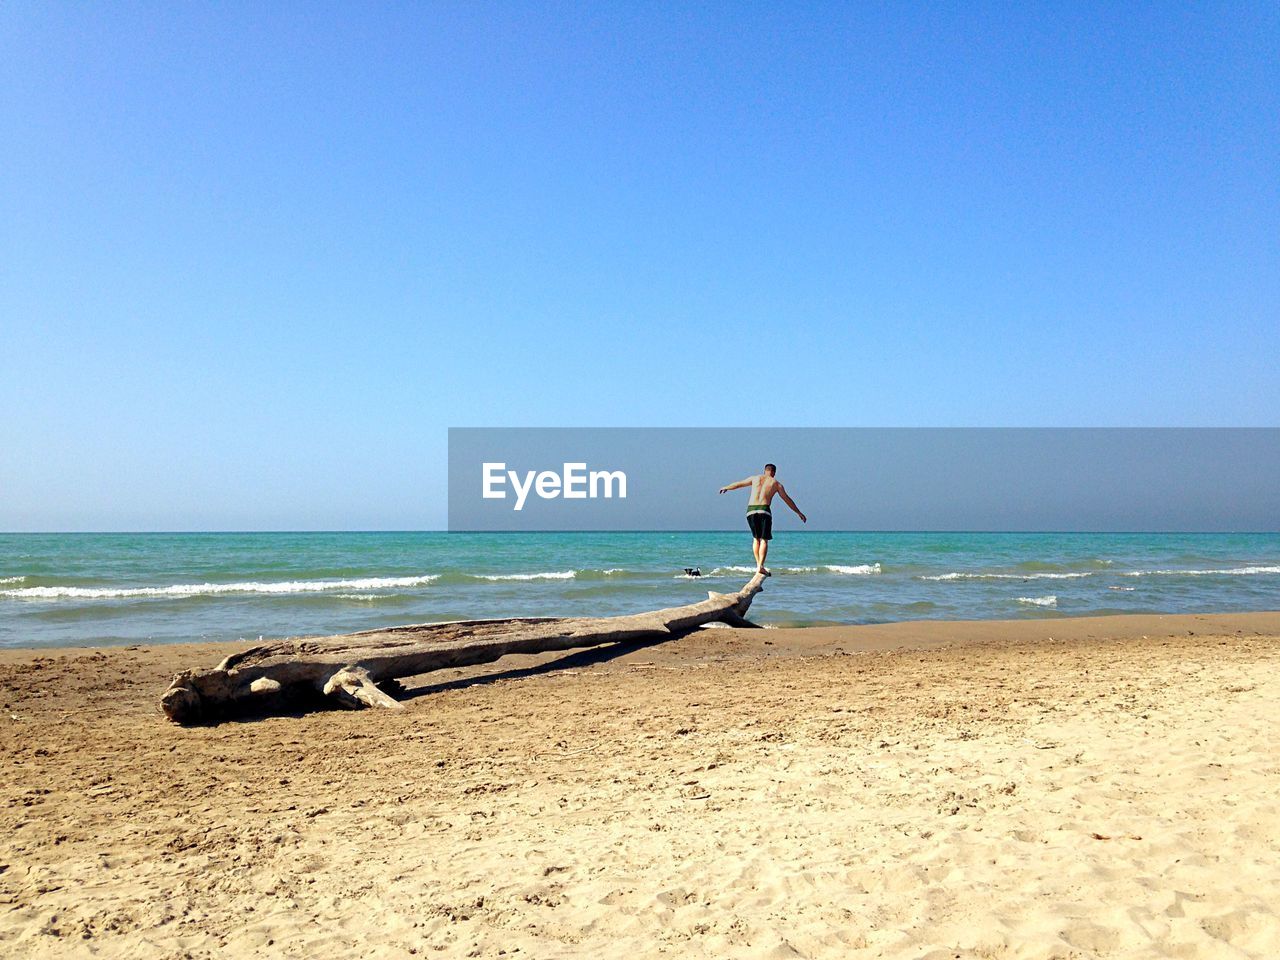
top-left (2, 611), bottom-right (1279, 959)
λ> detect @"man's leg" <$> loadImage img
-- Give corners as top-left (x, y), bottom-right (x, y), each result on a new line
top-left (758, 537), bottom-right (769, 573)
top-left (751, 538), bottom-right (761, 568)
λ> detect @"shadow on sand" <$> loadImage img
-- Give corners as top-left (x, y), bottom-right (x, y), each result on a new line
top-left (397, 632), bottom-right (675, 700)
top-left (208, 632), bottom-right (678, 725)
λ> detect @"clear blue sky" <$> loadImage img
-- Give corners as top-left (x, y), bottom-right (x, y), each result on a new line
top-left (1, 2), bottom-right (1276, 530)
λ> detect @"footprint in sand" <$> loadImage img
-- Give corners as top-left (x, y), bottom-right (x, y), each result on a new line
top-left (1201, 909), bottom-right (1280, 952)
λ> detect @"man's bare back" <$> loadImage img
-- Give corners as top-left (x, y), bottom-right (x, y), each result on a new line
top-left (746, 472), bottom-right (782, 508)
top-left (718, 463), bottom-right (806, 575)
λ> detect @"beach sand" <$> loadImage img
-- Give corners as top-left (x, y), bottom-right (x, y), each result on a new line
top-left (2, 611), bottom-right (1278, 959)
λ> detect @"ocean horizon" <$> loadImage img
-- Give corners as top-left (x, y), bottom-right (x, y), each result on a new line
top-left (2, 531), bottom-right (1277, 649)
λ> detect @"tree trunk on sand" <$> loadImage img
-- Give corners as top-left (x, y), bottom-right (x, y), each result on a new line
top-left (161, 573), bottom-right (766, 724)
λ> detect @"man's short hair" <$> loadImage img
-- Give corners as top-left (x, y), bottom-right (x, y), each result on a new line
top-left (764, 463), bottom-right (777, 475)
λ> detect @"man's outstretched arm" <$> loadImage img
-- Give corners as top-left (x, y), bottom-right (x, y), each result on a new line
top-left (777, 484), bottom-right (807, 523)
top-left (718, 477), bottom-right (755, 494)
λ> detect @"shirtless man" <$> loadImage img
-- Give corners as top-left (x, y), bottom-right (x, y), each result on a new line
top-left (718, 463), bottom-right (806, 576)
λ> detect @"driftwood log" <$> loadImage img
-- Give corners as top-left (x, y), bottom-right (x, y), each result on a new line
top-left (161, 573), bottom-right (766, 724)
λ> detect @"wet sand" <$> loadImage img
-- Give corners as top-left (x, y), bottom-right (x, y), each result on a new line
top-left (2, 611), bottom-right (1279, 958)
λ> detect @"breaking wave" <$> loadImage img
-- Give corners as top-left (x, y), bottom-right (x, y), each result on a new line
top-left (472, 571), bottom-right (577, 581)
top-left (0, 576), bottom-right (24, 585)
top-left (708, 564), bottom-right (881, 576)
top-left (466, 568), bottom-right (652, 582)
top-left (1119, 565), bottom-right (1280, 577)
top-left (925, 564), bottom-right (1279, 583)
top-left (823, 563), bottom-right (882, 575)
top-left (920, 571), bottom-right (1094, 581)
top-left (1017, 595), bottom-right (1058, 607)
top-left (1, 575), bottom-right (440, 601)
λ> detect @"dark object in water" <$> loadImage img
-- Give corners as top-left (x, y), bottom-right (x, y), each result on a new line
top-left (684, 567), bottom-right (702, 577)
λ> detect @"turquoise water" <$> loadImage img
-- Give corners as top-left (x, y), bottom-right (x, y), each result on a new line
top-left (0, 532), bottom-right (1277, 648)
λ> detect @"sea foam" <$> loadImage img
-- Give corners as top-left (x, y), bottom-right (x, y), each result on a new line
top-left (473, 571), bottom-right (577, 581)
top-left (1119, 565), bottom-right (1280, 577)
top-left (921, 571), bottom-right (1093, 581)
top-left (708, 564), bottom-right (880, 576)
top-left (1017, 595), bottom-right (1058, 607)
top-left (924, 564), bottom-right (1280, 582)
top-left (1, 575), bottom-right (440, 601)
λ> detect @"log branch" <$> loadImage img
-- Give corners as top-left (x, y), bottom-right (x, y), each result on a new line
top-left (323, 667), bottom-right (405, 711)
top-left (161, 573), bottom-right (766, 724)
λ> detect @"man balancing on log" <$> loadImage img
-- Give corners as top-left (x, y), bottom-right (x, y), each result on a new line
top-left (718, 463), bottom-right (806, 576)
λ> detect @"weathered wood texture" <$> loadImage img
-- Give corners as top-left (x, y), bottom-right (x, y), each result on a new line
top-left (161, 573), bottom-right (766, 724)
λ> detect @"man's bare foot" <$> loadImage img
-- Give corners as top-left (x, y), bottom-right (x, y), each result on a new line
top-left (758, 567), bottom-right (771, 577)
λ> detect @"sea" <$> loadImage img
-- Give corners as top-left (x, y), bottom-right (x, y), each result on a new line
top-left (1, 532), bottom-right (1277, 648)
